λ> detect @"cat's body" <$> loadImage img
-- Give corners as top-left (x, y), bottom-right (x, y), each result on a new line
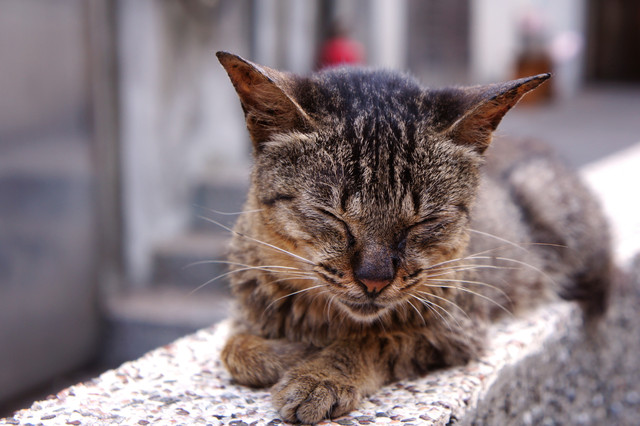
top-left (215, 52), bottom-right (611, 424)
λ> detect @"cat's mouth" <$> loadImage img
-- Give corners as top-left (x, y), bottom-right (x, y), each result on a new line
top-left (339, 299), bottom-right (387, 319)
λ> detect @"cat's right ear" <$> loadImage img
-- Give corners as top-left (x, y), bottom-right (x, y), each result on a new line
top-left (440, 73), bottom-right (550, 154)
top-left (216, 51), bottom-right (312, 152)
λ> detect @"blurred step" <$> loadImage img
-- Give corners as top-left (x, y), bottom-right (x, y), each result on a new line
top-left (101, 286), bottom-right (230, 367)
top-left (0, 136), bottom-right (99, 403)
top-left (190, 165), bottom-right (250, 232)
top-left (151, 232), bottom-right (232, 293)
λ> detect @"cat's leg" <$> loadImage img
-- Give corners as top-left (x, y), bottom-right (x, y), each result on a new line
top-left (271, 325), bottom-right (484, 424)
top-left (271, 340), bottom-right (382, 424)
top-left (221, 333), bottom-right (312, 388)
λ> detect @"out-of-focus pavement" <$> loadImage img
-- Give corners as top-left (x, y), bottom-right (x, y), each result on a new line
top-left (583, 142), bottom-right (640, 266)
top-left (499, 85), bottom-right (640, 168)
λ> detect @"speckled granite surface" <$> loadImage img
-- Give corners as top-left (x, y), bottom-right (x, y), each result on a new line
top-left (0, 302), bottom-right (580, 425)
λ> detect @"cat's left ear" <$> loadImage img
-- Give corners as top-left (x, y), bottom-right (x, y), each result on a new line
top-left (216, 51), bottom-right (313, 152)
top-left (444, 74), bottom-right (550, 153)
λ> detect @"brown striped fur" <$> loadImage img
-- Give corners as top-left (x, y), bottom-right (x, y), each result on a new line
top-left (215, 52), bottom-right (611, 424)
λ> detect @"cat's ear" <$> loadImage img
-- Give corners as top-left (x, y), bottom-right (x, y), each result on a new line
top-left (443, 74), bottom-right (550, 153)
top-left (216, 51), bottom-right (312, 151)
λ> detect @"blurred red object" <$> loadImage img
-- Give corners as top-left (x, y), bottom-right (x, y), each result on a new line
top-left (318, 21), bottom-right (364, 69)
top-left (319, 37), bottom-right (364, 68)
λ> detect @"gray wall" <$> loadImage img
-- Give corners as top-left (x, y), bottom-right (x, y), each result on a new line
top-left (117, 0), bottom-right (252, 285)
top-left (0, 0), bottom-right (99, 403)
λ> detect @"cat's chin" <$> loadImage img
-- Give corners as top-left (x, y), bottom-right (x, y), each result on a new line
top-left (338, 300), bottom-right (389, 322)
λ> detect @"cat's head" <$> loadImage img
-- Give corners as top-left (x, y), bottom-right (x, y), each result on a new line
top-left (218, 51), bottom-right (548, 322)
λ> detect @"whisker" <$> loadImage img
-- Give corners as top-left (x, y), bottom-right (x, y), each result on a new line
top-left (187, 268), bottom-right (249, 296)
top-left (188, 267), bottom-right (292, 295)
top-left (242, 268), bottom-right (312, 278)
top-left (188, 265), bottom-right (312, 296)
top-left (466, 255), bottom-right (558, 287)
top-left (197, 215), bottom-right (317, 266)
top-left (183, 260), bottom-right (309, 278)
top-left (469, 229), bottom-right (530, 253)
top-left (423, 246), bottom-right (520, 272)
top-left (424, 256), bottom-right (473, 272)
top-left (423, 240), bottom-right (562, 276)
top-left (325, 294), bottom-right (338, 321)
top-left (413, 290), bottom-right (471, 320)
top-left (417, 285), bottom-right (512, 317)
top-left (411, 293), bottom-right (478, 351)
top-left (195, 205), bottom-right (264, 216)
top-left (405, 299), bottom-right (427, 326)
top-left (310, 289), bottom-right (330, 312)
top-left (184, 259), bottom-right (302, 270)
top-left (267, 276), bottom-right (318, 285)
top-left (469, 229), bottom-right (567, 250)
top-left (427, 278), bottom-right (511, 302)
top-left (375, 312), bottom-right (388, 334)
top-left (409, 294), bottom-right (456, 331)
top-left (426, 263), bottom-right (520, 277)
top-left (265, 284), bottom-right (328, 311)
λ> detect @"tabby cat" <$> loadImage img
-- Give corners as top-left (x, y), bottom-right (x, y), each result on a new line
top-left (215, 51), bottom-right (611, 424)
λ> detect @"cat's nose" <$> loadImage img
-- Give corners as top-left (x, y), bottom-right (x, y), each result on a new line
top-left (352, 244), bottom-right (395, 295)
top-left (360, 278), bottom-right (392, 294)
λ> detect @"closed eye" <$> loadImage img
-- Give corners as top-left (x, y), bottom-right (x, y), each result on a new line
top-left (412, 216), bottom-right (441, 229)
top-left (408, 215), bottom-right (445, 234)
top-left (401, 216), bottom-right (448, 248)
top-left (315, 207), bottom-right (355, 247)
top-left (260, 193), bottom-right (296, 206)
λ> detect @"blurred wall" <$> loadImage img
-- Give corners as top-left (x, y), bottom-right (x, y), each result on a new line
top-left (251, 0), bottom-right (319, 72)
top-left (471, 0), bottom-right (587, 96)
top-left (0, 0), bottom-right (99, 404)
top-left (0, 1), bottom-right (87, 140)
top-left (117, 0), bottom-right (252, 284)
top-left (407, 0), bottom-right (470, 85)
top-left (118, 0), bottom-right (411, 285)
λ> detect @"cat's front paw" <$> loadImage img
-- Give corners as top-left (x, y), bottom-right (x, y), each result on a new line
top-left (272, 373), bottom-right (361, 424)
top-left (222, 334), bottom-right (310, 388)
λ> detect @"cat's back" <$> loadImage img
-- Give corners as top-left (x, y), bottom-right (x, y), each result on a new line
top-left (470, 136), bottom-right (611, 316)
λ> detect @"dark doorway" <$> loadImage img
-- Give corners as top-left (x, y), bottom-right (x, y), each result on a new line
top-left (587, 0), bottom-right (640, 82)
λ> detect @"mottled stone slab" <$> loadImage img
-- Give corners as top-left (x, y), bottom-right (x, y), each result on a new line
top-left (0, 302), bottom-right (582, 425)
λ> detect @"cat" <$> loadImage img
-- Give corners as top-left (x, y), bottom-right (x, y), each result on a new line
top-left (214, 51), bottom-right (611, 424)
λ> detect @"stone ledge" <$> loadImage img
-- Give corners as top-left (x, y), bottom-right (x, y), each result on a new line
top-left (3, 264), bottom-right (639, 426)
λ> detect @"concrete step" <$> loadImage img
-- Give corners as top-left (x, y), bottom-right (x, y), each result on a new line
top-left (104, 230), bottom-right (234, 368)
top-left (100, 286), bottom-right (231, 367)
top-left (150, 164), bottom-right (251, 290)
top-left (0, 136), bottom-right (99, 404)
top-left (189, 165), bottom-right (250, 232)
top-left (125, 170), bottom-right (250, 369)
top-left (150, 232), bottom-right (233, 293)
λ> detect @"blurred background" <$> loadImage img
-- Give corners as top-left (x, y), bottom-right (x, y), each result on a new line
top-left (1, 0), bottom-right (639, 416)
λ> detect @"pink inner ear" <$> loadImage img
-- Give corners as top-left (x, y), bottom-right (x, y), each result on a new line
top-left (445, 74), bottom-right (550, 153)
top-left (218, 52), bottom-right (312, 147)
